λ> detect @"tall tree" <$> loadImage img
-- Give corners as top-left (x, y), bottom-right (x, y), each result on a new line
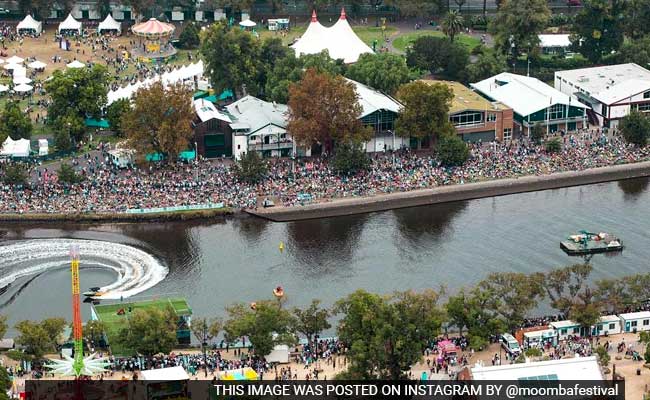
top-left (191, 317), bottom-right (222, 377)
top-left (345, 53), bottom-right (413, 95)
top-left (178, 22), bottom-right (201, 49)
top-left (543, 263), bottom-right (601, 329)
top-left (442, 10), bottom-right (464, 42)
top-left (491, 0), bottom-right (550, 59)
top-left (406, 36), bottom-right (468, 80)
top-left (116, 307), bottom-right (178, 356)
top-left (287, 69), bottom-right (371, 152)
top-left (614, 37), bottom-right (650, 67)
top-left (395, 81), bottom-right (454, 140)
top-left (0, 101), bottom-right (32, 141)
top-left (619, 111), bottom-right (650, 146)
top-left (200, 21), bottom-right (260, 97)
top-left (292, 300), bottom-right (331, 348)
top-left (15, 318), bottom-right (66, 359)
top-left (464, 51), bottom-right (508, 83)
top-left (623, 0), bottom-right (650, 40)
top-left (446, 287), bottom-right (505, 349)
top-left (571, 0), bottom-right (625, 63)
top-left (122, 81), bottom-right (194, 159)
top-left (223, 300), bottom-right (296, 357)
top-left (105, 98), bottom-right (130, 137)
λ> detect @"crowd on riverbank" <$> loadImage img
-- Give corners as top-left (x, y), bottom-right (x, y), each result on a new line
top-left (1, 134), bottom-right (649, 215)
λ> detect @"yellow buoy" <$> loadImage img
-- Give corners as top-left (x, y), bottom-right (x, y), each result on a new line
top-left (279, 242), bottom-right (284, 252)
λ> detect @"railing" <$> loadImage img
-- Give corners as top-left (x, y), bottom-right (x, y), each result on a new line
top-left (248, 141), bottom-right (294, 151)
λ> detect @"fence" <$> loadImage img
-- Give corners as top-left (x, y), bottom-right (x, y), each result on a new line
top-left (125, 202), bottom-right (225, 214)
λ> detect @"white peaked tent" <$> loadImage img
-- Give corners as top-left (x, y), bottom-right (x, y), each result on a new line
top-left (1, 137), bottom-right (31, 157)
top-left (27, 60), bottom-right (46, 69)
top-left (239, 19), bottom-right (256, 27)
top-left (291, 8), bottom-right (373, 63)
top-left (16, 15), bottom-right (42, 34)
top-left (58, 14), bottom-right (82, 34)
top-left (6, 56), bottom-right (23, 64)
top-left (98, 14), bottom-right (121, 34)
top-left (67, 60), bottom-right (85, 69)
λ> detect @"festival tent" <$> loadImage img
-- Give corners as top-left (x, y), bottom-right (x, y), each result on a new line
top-left (38, 139), bottom-right (48, 156)
top-left (58, 14), bottom-right (82, 35)
top-left (13, 76), bottom-right (31, 85)
top-left (0, 85), bottom-right (8, 92)
top-left (0, 137), bottom-right (31, 157)
top-left (291, 10), bottom-right (328, 59)
top-left (239, 19), bottom-right (256, 28)
top-left (140, 366), bottom-right (189, 381)
top-left (27, 60), bottom-right (46, 70)
top-left (6, 56), bottom-right (23, 64)
top-left (3, 63), bottom-right (20, 71)
top-left (97, 14), bottom-right (121, 34)
top-left (16, 15), bottom-right (42, 34)
top-left (13, 83), bottom-right (33, 92)
top-left (12, 66), bottom-right (27, 78)
top-left (67, 60), bottom-right (85, 69)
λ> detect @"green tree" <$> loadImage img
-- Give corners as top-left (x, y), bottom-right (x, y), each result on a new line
top-left (201, 21), bottom-right (260, 97)
top-left (442, 10), bottom-right (464, 42)
top-left (0, 365), bottom-right (10, 400)
top-left (331, 143), bottom-right (371, 175)
top-left (106, 98), bottom-right (130, 137)
top-left (0, 101), bottom-right (32, 141)
top-left (395, 81), bottom-right (454, 140)
top-left (544, 264), bottom-right (601, 331)
top-left (83, 320), bottom-right (106, 349)
top-left (571, 0), bottom-right (625, 63)
top-left (122, 81), bottom-right (194, 160)
top-left (545, 138), bottom-right (562, 153)
top-left (57, 163), bottom-right (84, 185)
top-left (292, 300), bottom-right (331, 348)
top-left (287, 69), bottom-right (371, 152)
top-left (594, 345), bottom-right (610, 366)
top-left (406, 36), bottom-right (468, 80)
top-left (178, 22), bottom-right (200, 49)
top-left (464, 51), bottom-right (508, 83)
top-left (232, 150), bottom-right (267, 183)
top-left (335, 289), bottom-right (444, 379)
top-left (620, 111), bottom-right (650, 146)
top-left (446, 287), bottom-right (505, 349)
top-left (491, 0), bottom-right (550, 59)
top-left (437, 134), bottom-right (469, 166)
top-left (15, 318), bottom-right (66, 359)
top-left (116, 307), bottom-right (178, 356)
top-left (0, 316), bottom-right (7, 340)
top-left (613, 37), bottom-right (650, 67)
top-left (191, 317), bottom-right (222, 377)
top-left (346, 53), bottom-right (413, 95)
top-left (622, 0), bottom-right (650, 40)
top-left (223, 300), bottom-right (296, 357)
top-left (2, 164), bottom-right (27, 186)
top-left (530, 122), bottom-right (545, 144)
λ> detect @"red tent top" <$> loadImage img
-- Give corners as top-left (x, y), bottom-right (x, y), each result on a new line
top-left (132, 18), bottom-right (175, 37)
top-left (311, 10), bottom-right (317, 22)
top-left (437, 340), bottom-right (458, 353)
top-left (340, 7), bottom-right (347, 20)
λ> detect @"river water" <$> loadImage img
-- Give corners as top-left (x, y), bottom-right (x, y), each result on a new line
top-left (1, 178), bottom-right (649, 331)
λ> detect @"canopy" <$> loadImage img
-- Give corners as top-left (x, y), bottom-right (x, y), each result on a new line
top-left (38, 139), bottom-right (48, 156)
top-left (6, 56), bottom-right (23, 64)
top-left (140, 366), bottom-right (189, 381)
top-left (4, 63), bottom-right (20, 70)
top-left (98, 14), bottom-right (121, 34)
top-left (132, 18), bottom-right (174, 38)
top-left (67, 60), bottom-right (85, 69)
top-left (16, 15), bottom-right (42, 34)
top-left (239, 19), bottom-right (256, 27)
top-left (27, 60), bottom-right (46, 69)
top-left (1, 137), bottom-right (31, 157)
top-left (12, 66), bottom-right (26, 78)
top-left (85, 118), bottom-right (110, 128)
top-left (13, 83), bottom-right (33, 92)
top-left (13, 76), bottom-right (31, 85)
top-left (58, 13), bottom-right (82, 34)
top-left (0, 85), bottom-right (8, 92)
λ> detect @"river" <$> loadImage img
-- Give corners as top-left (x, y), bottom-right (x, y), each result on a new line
top-left (1, 177), bottom-right (649, 331)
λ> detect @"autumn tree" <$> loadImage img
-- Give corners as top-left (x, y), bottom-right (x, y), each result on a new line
top-left (122, 81), bottom-right (194, 160)
top-left (491, 0), bottom-right (550, 59)
top-left (395, 81), bottom-right (454, 141)
top-left (116, 307), bottom-right (178, 356)
top-left (287, 69), bottom-right (371, 152)
top-left (345, 53), bottom-right (413, 95)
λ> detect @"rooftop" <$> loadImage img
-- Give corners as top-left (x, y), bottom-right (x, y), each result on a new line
top-left (425, 80), bottom-right (509, 114)
top-left (347, 78), bottom-right (402, 118)
top-left (194, 98), bottom-right (232, 123)
top-left (141, 366), bottom-right (190, 381)
top-left (471, 356), bottom-right (602, 381)
top-left (619, 311), bottom-right (650, 320)
top-left (556, 63), bottom-right (650, 104)
top-left (471, 72), bottom-right (586, 117)
top-left (225, 95), bottom-right (288, 135)
top-left (549, 320), bottom-right (580, 329)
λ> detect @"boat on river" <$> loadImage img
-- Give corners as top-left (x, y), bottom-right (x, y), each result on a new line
top-left (561, 231), bottom-right (623, 255)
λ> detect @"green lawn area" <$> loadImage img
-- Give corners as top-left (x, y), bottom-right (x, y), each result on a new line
top-left (392, 30), bottom-right (481, 52)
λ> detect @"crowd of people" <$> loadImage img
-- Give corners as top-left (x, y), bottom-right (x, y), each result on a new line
top-left (1, 131), bottom-right (649, 215)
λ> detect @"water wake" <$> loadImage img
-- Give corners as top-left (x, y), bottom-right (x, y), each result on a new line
top-left (0, 239), bottom-right (168, 299)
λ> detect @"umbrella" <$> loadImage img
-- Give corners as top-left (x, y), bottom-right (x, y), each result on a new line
top-left (6, 56), bottom-right (24, 64)
top-left (13, 84), bottom-right (33, 93)
top-left (239, 19), bottom-right (256, 27)
top-left (13, 76), bottom-right (32, 85)
top-left (27, 60), bottom-right (47, 69)
top-left (3, 63), bottom-right (20, 70)
top-left (66, 60), bottom-right (85, 69)
top-left (0, 85), bottom-right (8, 92)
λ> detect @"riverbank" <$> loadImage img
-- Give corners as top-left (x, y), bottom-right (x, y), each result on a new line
top-left (0, 207), bottom-right (233, 223)
top-left (248, 161), bottom-right (650, 222)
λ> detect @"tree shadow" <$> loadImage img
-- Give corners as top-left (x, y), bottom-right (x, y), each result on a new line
top-left (617, 177), bottom-right (650, 202)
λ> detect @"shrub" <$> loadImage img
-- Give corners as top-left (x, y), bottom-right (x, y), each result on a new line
top-left (545, 138), bottom-right (562, 153)
top-left (437, 134), bottom-right (469, 166)
top-left (232, 151), bottom-right (267, 184)
top-left (57, 163), bottom-right (85, 185)
top-left (332, 143), bottom-right (371, 175)
top-left (2, 163), bottom-right (27, 186)
top-left (524, 347), bottom-right (542, 357)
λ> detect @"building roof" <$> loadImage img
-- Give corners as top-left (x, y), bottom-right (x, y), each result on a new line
top-left (426, 80), bottom-right (509, 114)
top-left (225, 96), bottom-right (288, 135)
top-left (523, 328), bottom-right (556, 339)
top-left (471, 356), bottom-right (602, 381)
top-left (556, 63), bottom-right (650, 105)
top-left (348, 79), bottom-right (402, 118)
top-left (194, 98), bottom-right (232, 123)
top-left (291, 9), bottom-right (373, 63)
top-left (619, 311), bottom-right (650, 320)
top-left (538, 34), bottom-right (571, 48)
top-left (141, 366), bottom-right (189, 381)
top-left (471, 72), bottom-right (587, 117)
top-left (549, 320), bottom-right (580, 329)
top-left (599, 315), bottom-right (620, 323)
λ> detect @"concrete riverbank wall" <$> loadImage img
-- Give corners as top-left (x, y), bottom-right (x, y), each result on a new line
top-left (247, 161), bottom-right (650, 222)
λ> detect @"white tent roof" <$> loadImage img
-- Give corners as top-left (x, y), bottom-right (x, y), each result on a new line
top-left (98, 14), bottom-right (121, 33)
top-left (67, 60), bottom-right (85, 69)
top-left (140, 366), bottom-right (189, 381)
top-left (0, 84), bottom-right (8, 92)
top-left (471, 72), bottom-right (587, 117)
top-left (194, 98), bottom-right (232, 123)
top-left (58, 14), bottom-right (82, 33)
top-left (291, 9), bottom-right (373, 63)
top-left (3, 63), bottom-right (19, 70)
top-left (538, 34), bottom-right (571, 48)
top-left (17, 15), bottom-right (42, 34)
top-left (12, 66), bottom-right (26, 78)
top-left (27, 60), bottom-right (46, 69)
top-left (347, 78), bottom-right (401, 118)
top-left (472, 356), bottom-right (602, 380)
top-left (13, 83), bottom-right (33, 92)
top-left (239, 19), bottom-right (256, 27)
top-left (13, 76), bottom-right (31, 85)
top-left (6, 56), bottom-right (23, 64)
top-left (1, 137), bottom-right (31, 157)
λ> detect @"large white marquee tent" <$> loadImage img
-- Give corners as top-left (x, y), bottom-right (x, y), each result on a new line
top-left (16, 15), bottom-right (42, 34)
top-left (1, 137), bottom-right (31, 157)
top-left (291, 8), bottom-right (373, 64)
top-left (58, 14), bottom-right (82, 35)
top-left (98, 14), bottom-right (122, 34)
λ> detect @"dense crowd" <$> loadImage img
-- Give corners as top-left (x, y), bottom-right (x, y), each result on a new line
top-left (1, 132), bottom-right (649, 215)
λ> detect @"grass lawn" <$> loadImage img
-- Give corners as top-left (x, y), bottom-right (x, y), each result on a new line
top-left (392, 30), bottom-right (481, 52)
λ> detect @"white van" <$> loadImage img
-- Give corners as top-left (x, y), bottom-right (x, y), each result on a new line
top-left (500, 333), bottom-right (521, 356)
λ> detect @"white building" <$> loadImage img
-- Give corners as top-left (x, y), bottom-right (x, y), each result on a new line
top-left (555, 63), bottom-right (650, 128)
top-left (594, 315), bottom-right (622, 336)
top-left (523, 328), bottom-right (558, 348)
top-left (471, 356), bottom-right (603, 380)
top-left (550, 320), bottom-right (582, 340)
top-left (538, 34), bottom-right (571, 55)
top-left (619, 311), bottom-right (650, 333)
